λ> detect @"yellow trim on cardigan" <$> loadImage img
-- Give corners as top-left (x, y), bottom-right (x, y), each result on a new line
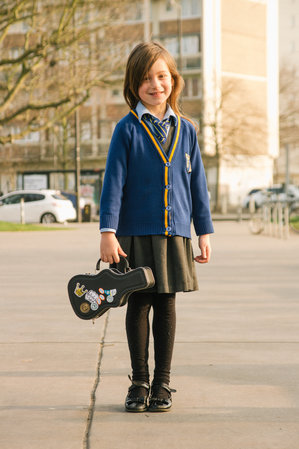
top-left (164, 166), bottom-right (169, 232)
top-left (169, 115), bottom-right (180, 162)
top-left (130, 110), bottom-right (181, 236)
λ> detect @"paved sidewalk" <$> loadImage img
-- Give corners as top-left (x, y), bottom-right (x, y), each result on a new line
top-left (0, 222), bottom-right (299, 449)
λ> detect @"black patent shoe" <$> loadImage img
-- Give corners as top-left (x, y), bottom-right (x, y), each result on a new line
top-left (148, 383), bottom-right (176, 412)
top-left (125, 378), bottom-right (150, 413)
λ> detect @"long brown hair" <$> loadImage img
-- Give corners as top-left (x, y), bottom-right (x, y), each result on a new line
top-left (123, 41), bottom-right (184, 116)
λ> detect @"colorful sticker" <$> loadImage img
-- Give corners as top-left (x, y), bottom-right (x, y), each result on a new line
top-left (75, 283), bottom-right (117, 308)
top-left (85, 290), bottom-right (99, 303)
top-left (98, 288), bottom-right (117, 303)
top-left (85, 290), bottom-right (100, 309)
top-left (74, 283), bottom-right (88, 298)
top-left (80, 302), bottom-right (90, 314)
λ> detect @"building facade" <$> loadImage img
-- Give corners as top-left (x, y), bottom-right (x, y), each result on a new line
top-left (0, 0), bottom-right (279, 211)
top-left (275, 0), bottom-right (299, 186)
top-left (202, 0), bottom-right (279, 208)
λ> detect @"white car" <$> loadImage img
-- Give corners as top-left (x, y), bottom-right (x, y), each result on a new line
top-left (243, 185), bottom-right (299, 209)
top-left (0, 189), bottom-right (77, 223)
top-left (242, 188), bottom-right (262, 208)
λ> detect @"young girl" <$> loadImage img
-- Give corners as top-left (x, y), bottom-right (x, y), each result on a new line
top-left (100, 42), bottom-right (214, 413)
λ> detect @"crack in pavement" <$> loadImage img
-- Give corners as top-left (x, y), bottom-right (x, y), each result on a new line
top-left (82, 311), bottom-right (110, 449)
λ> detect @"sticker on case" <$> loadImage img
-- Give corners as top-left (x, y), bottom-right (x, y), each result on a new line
top-left (98, 288), bottom-right (117, 303)
top-left (85, 290), bottom-right (100, 309)
top-left (80, 302), bottom-right (90, 314)
top-left (74, 283), bottom-right (88, 298)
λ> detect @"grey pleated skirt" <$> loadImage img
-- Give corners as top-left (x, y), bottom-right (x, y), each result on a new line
top-left (115, 235), bottom-right (199, 294)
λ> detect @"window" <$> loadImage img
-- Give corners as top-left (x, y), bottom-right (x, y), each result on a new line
top-left (9, 47), bottom-right (22, 59)
top-left (25, 131), bottom-right (40, 143)
top-left (7, 21), bottom-right (29, 33)
top-left (163, 37), bottom-right (179, 57)
top-left (163, 35), bottom-right (201, 57)
top-left (192, 78), bottom-right (199, 97)
top-left (184, 56), bottom-right (201, 69)
top-left (161, 34), bottom-right (201, 68)
top-left (57, 48), bottom-right (71, 66)
top-left (58, 122), bottom-right (73, 140)
top-left (23, 194), bottom-right (45, 202)
top-left (183, 77), bottom-right (201, 98)
top-left (2, 194), bottom-right (22, 205)
top-left (112, 89), bottom-right (122, 98)
top-left (182, 35), bottom-right (201, 55)
top-left (81, 122), bottom-right (92, 141)
top-left (79, 44), bottom-right (90, 59)
top-left (11, 126), bottom-right (40, 143)
top-left (181, 0), bottom-right (202, 18)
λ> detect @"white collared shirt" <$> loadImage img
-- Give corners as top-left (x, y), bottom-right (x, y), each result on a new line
top-left (135, 101), bottom-right (177, 130)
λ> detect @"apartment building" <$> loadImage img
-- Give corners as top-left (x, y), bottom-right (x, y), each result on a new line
top-left (203, 0), bottom-right (278, 208)
top-left (275, 0), bottom-right (299, 186)
top-left (0, 0), bottom-right (279, 211)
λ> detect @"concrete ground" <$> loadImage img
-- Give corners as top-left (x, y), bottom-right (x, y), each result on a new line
top-left (0, 221), bottom-right (299, 449)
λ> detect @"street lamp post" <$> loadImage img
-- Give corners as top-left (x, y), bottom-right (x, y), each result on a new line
top-left (169, 0), bottom-right (182, 71)
top-left (74, 108), bottom-right (82, 223)
top-left (176, 0), bottom-right (182, 72)
top-left (144, 0), bottom-right (151, 41)
top-left (72, 13), bottom-right (81, 223)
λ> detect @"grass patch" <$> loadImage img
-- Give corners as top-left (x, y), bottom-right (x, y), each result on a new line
top-left (0, 221), bottom-right (72, 232)
top-left (290, 220), bottom-right (299, 231)
top-left (289, 211), bottom-right (299, 232)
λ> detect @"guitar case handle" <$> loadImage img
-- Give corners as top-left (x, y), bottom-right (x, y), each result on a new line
top-left (95, 255), bottom-right (131, 273)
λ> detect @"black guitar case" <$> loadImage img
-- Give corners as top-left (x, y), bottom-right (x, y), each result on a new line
top-left (68, 257), bottom-right (155, 320)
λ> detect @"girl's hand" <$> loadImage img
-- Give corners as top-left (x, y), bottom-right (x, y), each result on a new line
top-left (100, 232), bottom-right (127, 264)
top-left (194, 234), bottom-right (212, 264)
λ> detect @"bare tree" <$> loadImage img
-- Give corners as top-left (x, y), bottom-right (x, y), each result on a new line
top-left (279, 65), bottom-right (299, 147)
top-left (203, 76), bottom-right (266, 210)
top-left (0, 0), bottom-right (136, 144)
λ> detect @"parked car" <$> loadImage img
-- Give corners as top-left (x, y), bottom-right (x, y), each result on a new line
top-left (242, 185), bottom-right (299, 209)
top-left (61, 191), bottom-right (97, 221)
top-left (61, 191), bottom-right (86, 211)
top-left (242, 188), bottom-right (262, 208)
top-left (0, 189), bottom-right (76, 223)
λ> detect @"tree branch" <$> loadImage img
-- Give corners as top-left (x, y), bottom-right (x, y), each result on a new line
top-left (0, 97), bottom-right (72, 126)
top-left (0, 91), bottom-right (90, 144)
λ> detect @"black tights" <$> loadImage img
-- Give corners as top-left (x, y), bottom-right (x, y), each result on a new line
top-left (126, 292), bottom-right (176, 386)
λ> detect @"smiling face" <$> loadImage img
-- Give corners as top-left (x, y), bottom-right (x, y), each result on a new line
top-left (138, 57), bottom-right (173, 118)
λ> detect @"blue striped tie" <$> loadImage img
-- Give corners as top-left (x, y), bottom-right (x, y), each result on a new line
top-left (144, 114), bottom-right (171, 144)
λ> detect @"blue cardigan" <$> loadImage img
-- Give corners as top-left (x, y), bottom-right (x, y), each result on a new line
top-left (100, 110), bottom-right (214, 238)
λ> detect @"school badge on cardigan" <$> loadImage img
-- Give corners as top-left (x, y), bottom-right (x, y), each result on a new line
top-left (185, 153), bottom-right (192, 173)
top-left (68, 257), bottom-right (155, 320)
